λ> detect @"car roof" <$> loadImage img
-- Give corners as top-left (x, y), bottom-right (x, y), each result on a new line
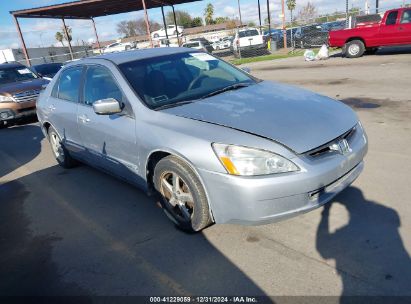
top-left (85, 47), bottom-right (195, 65)
top-left (0, 62), bottom-right (25, 69)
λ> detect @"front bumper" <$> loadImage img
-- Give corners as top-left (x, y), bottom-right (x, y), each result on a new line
top-left (198, 125), bottom-right (368, 225)
top-left (239, 43), bottom-right (266, 51)
top-left (0, 101), bottom-right (37, 126)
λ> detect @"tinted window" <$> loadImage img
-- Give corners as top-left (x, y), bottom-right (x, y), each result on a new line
top-left (184, 42), bottom-right (200, 48)
top-left (0, 66), bottom-right (38, 85)
top-left (401, 9), bottom-right (411, 24)
top-left (32, 63), bottom-right (62, 77)
top-left (239, 29), bottom-right (259, 38)
top-left (57, 67), bottom-right (83, 102)
top-left (386, 11), bottom-right (398, 25)
top-left (119, 52), bottom-right (255, 109)
top-left (83, 66), bottom-right (124, 106)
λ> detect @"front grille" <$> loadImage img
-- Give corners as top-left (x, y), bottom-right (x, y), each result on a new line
top-left (307, 126), bottom-right (357, 158)
top-left (12, 90), bottom-right (40, 103)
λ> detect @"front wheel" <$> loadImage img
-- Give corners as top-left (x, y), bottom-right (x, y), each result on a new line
top-left (154, 156), bottom-right (213, 232)
top-left (48, 126), bottom-right (77, 169)
top-left (344, 40), bottom-right (365, 58)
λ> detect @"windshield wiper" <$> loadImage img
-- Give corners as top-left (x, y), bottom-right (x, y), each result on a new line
top-left (201, 83), bottom-right (251, 99)
top-left (154, 100), bottom-right (195, 111)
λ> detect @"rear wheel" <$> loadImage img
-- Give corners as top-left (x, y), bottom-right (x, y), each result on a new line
top-left (345, 40), bottom-right (365, 58)
top-left (153, 33), bottom-right (159, 38)
top-left (48, 126), bottom-right (77, 169)
top-left (154, 156), bottom-right (213, 232)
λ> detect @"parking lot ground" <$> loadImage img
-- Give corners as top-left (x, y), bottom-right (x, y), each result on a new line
top-left (1, 49), bottom-right (411, 298)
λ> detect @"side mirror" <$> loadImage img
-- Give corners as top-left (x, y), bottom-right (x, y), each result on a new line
top-left (241, 67), bottom-right (251, 73)
top-left (93, 98), bottom-right (122, 115)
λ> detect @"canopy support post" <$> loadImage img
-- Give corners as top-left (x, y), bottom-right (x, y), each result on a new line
top-left (161, 6), bottom-right (169, 46)
top-left (62, 18), bottom-right (74, 60)
top-left (257, 0), bottom-right (262, 31)
top-left (266, 0), bottom-right (271, 37)
top-left (91, 18), bottom-right (102, 54)
top-left (142, 0), bottom-right (153, 48)
top-left (12, 15), bottom-right (30, 66)
top-left (171, 5), bottom-right (180, 46)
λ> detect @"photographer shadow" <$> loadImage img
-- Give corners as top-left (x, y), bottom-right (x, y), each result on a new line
top-left (316, 187), bottom-right (411, 299)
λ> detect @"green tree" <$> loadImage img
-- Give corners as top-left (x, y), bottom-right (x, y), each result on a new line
top-left (191, 17), bottom-right (203, 27)
top-left (286, 0), bottom-right (296, 23)
top-left (247, 21), bottom-right (256, 27)
top-left (215, 16), bottom-right (229, 24)
top-left (204, 3), bottom-right (214, 25)
top-left (166, 10), bottom-right (193, 28)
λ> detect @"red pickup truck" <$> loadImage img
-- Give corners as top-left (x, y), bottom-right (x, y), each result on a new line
top-left (329, 8), bottom-right (411, 58)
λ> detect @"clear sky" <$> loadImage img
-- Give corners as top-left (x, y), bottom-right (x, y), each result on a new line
top-left (0, 0), bottom-right (407, 49)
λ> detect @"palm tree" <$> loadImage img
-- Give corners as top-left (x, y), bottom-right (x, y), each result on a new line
top-left (55, 32), bottom-right (65, 46)
top-left (286, 0), bottom-right (296, 24)
top-left (204, 3), bottom-right (214, 25)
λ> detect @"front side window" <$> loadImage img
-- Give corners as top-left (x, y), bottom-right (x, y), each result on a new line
top-left (57, 67), bottom-right (83, 102)
top-left (386, 11), bottom-right (399, 25)
top-left (401, 9), bottom-right (411, 24)
top-left (83, 66), bottom-right (124, 106)
top-left (119, 52), bottom-right (256, 109)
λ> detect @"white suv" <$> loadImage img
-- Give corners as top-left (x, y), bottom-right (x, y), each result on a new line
top-left (151, 25), bottom-right (184, 39)
top-left (232, 28), bottom-right (266, 57)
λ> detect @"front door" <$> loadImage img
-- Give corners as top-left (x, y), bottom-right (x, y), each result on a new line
top-left (77, 65), bottom-right (140, 184)
top-left (399, 9), bottom-right (411, 44)
top-left (378, 10), bottom-right (401, 46)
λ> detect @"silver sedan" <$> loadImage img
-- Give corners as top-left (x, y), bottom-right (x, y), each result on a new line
top-left (37, 48), bottom-right (368, 231)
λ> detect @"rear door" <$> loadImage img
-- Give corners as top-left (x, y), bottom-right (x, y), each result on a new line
top-left (399, 9), bottom-right (411, 44)
top-left (47, 66), bottom-right (84, 156)
top-left (77, 64), bottom-right (139, 184)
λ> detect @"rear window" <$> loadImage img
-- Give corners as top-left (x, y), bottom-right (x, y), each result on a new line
top-left (386, 11), bottom-right (398, 25)
top-left (401, 9), bottom-right (411, 24)
top-left (239, 29), bottom-right (259, 38)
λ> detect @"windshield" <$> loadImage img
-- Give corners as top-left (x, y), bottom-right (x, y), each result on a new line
top-left (33, 64), bottom-right (62, 77)
top-left (0, 66), bottom-right (38, 85)
top-left (119, 52), bottom-right (256, 109)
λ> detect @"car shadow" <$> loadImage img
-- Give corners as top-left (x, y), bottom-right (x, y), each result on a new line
top-left (0, 163), bottom-right (267, 296)
top-left (316, 187), bottom-right (411, 300)
top-left (0, 124), bottom-right (43, 178)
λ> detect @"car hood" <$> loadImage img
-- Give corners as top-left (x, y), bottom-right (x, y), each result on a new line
top-left (0, 78), bottom-right (49, 96)
top-left (161, 81), bottom-right (358, 154)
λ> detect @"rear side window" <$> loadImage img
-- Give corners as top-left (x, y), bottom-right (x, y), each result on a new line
top-left (386, 11), bottom-right (399, 25)
top-left (401, 9), bottom-right (411, 24)
top-left (239, 30), bottom-right (259, 38)
top-left (57, 67), bottom-right (83, 102)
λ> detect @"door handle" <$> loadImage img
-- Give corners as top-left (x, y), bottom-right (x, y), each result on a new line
top-left (78, 114), bottom-right (90, 123)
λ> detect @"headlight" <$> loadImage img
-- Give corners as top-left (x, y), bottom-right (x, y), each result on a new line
top-left (0, 95), bottom-right (14, 103)
top-left (212, 143), bottom-right (299, 176)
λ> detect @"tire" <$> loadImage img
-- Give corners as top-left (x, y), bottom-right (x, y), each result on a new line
top-left (125, 45), bottom-right (131, 50)
top-left (154, 156), bottom-right (213, 232)
top-left (345, 40), bottom-right (365, 58)
top-left (153, 33), bottom-right (159, 38)
top-left (48, 125), bottom-right (77, 169)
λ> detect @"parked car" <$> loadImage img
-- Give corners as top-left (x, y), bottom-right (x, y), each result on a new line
top-left (212, 37), bottom-right (231, 50)
top-left (37, 48), bottom-right (368, 232)
top-left (182, 39), bottom-right (213, 53)
top-left (329, 8), bottom-right (411, 58)
top-left (151, 25), bottom-right (184, 39)
top-left (30, 62), bottom-right (63, 80)
top-left (232, 28), bottom-right (266, 57)
top-left (294, 24), bottom-right (330, 48)
top-left (0, 62), bottom-right (49, 128)
top-left (103, 41), bottom-right (136, 53)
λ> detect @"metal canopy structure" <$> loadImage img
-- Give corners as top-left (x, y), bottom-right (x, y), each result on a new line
top-left (10, 0), bottom-right (201, 66)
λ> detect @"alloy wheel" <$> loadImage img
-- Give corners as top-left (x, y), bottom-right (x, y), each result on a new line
top-left (160, 171), bottom-right (194, 223)
top-left (50, 132), bottom-right (65, 162)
